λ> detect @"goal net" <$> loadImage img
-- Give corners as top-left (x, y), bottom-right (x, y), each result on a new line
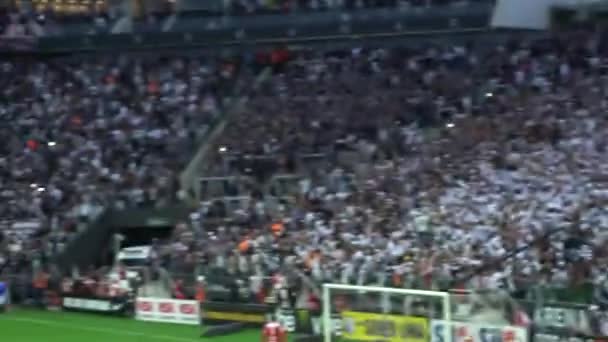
top-left (322, 284), bottom-right (529, 342)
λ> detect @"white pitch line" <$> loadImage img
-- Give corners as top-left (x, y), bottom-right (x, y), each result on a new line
top-left (3, 316), bottom-right (200, 342)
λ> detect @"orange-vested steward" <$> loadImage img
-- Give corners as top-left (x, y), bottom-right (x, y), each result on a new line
top-left (195, 284), bottom-right (206, 303)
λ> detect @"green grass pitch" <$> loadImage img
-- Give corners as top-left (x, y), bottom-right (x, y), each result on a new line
top-left (0, 308), bottom-right (267, 342)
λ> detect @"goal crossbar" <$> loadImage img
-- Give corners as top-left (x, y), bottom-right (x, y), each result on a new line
top-left (323, 283), bottom-right (453, 297)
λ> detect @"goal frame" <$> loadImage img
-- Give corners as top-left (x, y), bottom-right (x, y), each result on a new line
top-left (322, 283), bottom-right (452, 342)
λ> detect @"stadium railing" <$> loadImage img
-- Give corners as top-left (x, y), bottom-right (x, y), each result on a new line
top-left (1, 2), bottom-right (498, 54)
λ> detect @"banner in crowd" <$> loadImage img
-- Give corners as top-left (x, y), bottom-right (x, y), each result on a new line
top-left (341, 311), bottom-right (428, 342)
top-left (528, 301), bottom-right (608, 342)
top-left (533, 304), bottom-right (593, 333)
top-left (136, 297), bottom-right (199, 325)
top-left (201, 301), bottom-right (270, 324)
top-left (430, 320), bottom-right (528, 342)
top-left (62, 296), bottom-right (125, 313)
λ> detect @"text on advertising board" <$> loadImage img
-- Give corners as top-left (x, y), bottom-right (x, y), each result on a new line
top-left (430, 320), bottom-right (528, 342)
top-left (138, 301), bottom-right (152, 312)
top-left (64, 298), bottom-right (111, 312)
top-left (534, 306), bottom-right (591, 332)
top-left (180, 303), bottom-right (195, 314)
top-left (159, 302), bottom-right (175, 313)
top-left (135, 297), bottom-right (199, 326)
top-left (341, 311), bottom-right (428, 342)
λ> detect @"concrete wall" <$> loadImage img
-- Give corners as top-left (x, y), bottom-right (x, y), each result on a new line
top-left (491, 0), bottom-right (604, 30)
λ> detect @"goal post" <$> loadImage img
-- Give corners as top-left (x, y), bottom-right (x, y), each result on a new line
top-left (322, 283), bottom-right (452, 342)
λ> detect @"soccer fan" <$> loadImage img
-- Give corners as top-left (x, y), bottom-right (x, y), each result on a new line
top-left (269, 275), bottom-right (294, 309)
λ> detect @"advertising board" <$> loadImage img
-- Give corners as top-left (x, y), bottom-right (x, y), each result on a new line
top-left (341, 311), bottom-right (428, 342)
top-left (430, 320), bottom-right (528, 342)
top-left (136, 297), bottom-right (199, 325)
top-left (63, 297), bottom-right (124, 312)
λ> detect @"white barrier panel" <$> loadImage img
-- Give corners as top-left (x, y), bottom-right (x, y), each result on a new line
top-left (136, 297), bottom-right (199, 325)
top-left (491, 0), bottom-right (555, 29)
top-left (431, 320), bottom-right (528, 342)
top-left (63, 297), bottom-right (124, 312)
top-left (492, 0), bottom-right (603, 30)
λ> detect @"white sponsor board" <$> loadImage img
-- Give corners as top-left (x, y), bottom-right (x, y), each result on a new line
top-left (63, 297), bottom-right (123, 312)
top-left (135, 297), bottom-right (199, 325)
top-left (431, 320), bottom-right (528, 342)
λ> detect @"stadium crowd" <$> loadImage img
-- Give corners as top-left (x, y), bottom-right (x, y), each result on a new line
top-left (195, 29), bottom-right (608, 305)
top-left (2, 25), bottom-right (608, 315)
top-left (0, 3), bottom-right (117, 37)
top-left (0, 53), bottom-right (245, 281)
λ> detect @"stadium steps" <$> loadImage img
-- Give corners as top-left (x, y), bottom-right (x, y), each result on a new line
top-left (179, 67), bottom-right (272, 204)
top-left (53, 210), bottom-right (110, 274)
top-left (139, 281), bottom-right (172, 298)
top-left (53, 206), bottom-right (191, 274)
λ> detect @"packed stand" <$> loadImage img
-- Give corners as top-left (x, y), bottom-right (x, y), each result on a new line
top-left (0, 9), bottom-right (40, 37)
top-left (198, 30), bottom-right (608, 310)
top-left (30, 6), bottom-right (114, 36)
top-left (0, 54), bottom-right (246, 286)
top-left (0, 4), bottom-right (118, 37)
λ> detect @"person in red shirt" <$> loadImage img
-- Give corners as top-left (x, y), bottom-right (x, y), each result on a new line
top-left (173, 279), bottom-right (186, 300)
top-left (262, 317), bottom-right (287, 342)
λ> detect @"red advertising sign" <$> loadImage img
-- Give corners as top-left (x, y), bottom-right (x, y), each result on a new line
top-left (158, 302), bottom-right (175, 313)
top-left (503, 330), bottom-right (516, 342)
top-left (135, 298), bottom-right (199, 325)
top-left (138, 301), bottom-right (152, 312)
top-left (180, 304), bottom-right (195, 315)
top-left (456, 326), bottom-right (469, 338)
